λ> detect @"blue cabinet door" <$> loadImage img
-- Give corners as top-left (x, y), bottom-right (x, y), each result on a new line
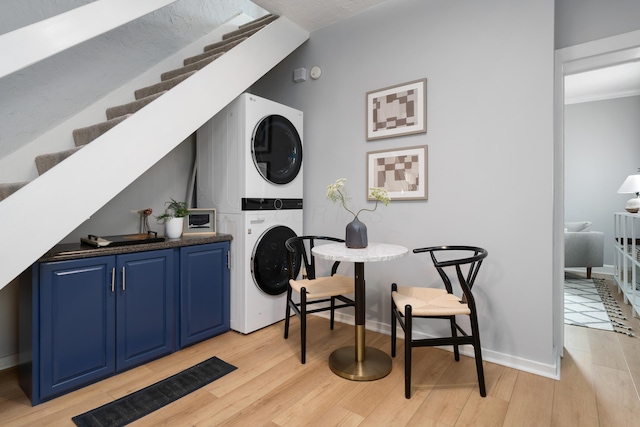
top-left (180, 242), bottom-right (230, 347)
top-left (39, 256), bottom-right (116, 401)
top-left (115, 249), bottom-right (174, 371)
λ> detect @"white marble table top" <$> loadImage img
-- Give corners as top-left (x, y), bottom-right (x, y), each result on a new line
top-left (312, 242), bottom-right (409, 263)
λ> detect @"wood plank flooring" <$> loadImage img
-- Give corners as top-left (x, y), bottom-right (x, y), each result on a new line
top-left (1, 276), bottom-right (640, 426)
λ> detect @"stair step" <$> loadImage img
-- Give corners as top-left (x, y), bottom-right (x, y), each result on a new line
top-left (134, 71), bottom-right (196, 100)
top-left (227, 14), bottom-right (278, 39)
top-left (161, 52), bottom-right (224, 81)
top-left (0, 181), bottom-right (29, 202)
top-left (183, 37), bottom-right (246, 67)
top-left (72, 114), bottom-right (131, 147)
top-left (106, 91), bottom-right (167, 120)
top-left (239, 14), bottom-right (276, 29)
top-left (35, 146), bottom-right (84, 175)
top-left (204, 27), bottom-right (262, 52)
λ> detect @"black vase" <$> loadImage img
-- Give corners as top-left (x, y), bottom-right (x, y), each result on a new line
top-left (345, 217), bottom-right (368, 248)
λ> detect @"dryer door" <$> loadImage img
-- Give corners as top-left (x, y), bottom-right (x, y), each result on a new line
top-left (251, 225), bottom-right (301, 295)
top-left (251, 115), bottom-right (303, 185)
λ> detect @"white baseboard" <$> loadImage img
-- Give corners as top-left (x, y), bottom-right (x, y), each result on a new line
top-left (311, 311), bottom-right (560, 380)
top-left (0, 353), bottom-right (17, 371)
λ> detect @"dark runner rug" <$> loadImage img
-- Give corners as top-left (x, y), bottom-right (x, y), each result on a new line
top-left (72, 356), bottom-right (236, 427)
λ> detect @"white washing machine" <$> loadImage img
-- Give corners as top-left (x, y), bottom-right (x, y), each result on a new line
top-left (196, 93), bottom-right (305, 333)
top-left (197, 93), bottom-right (303, 213)
top-left (218, 209), bottom-right (303, 334)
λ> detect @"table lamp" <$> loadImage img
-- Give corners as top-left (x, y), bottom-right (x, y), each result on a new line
top-left (618, 174), bottom-right (640, 213)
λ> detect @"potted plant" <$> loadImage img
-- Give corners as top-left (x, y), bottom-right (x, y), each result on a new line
top-left (156, 199), bottom-right (189, 239)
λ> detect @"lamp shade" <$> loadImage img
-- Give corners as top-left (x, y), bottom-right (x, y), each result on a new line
top-left (619, 174), bottom-right (640, 213)
top-left (618, 174), bottom-right (640, 194)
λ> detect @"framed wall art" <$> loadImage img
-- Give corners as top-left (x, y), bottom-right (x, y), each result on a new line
top-left (366, 145), bottom-right (428, 201)
top-left (366, 78), bottom-right (427, 141)
top-left (183, 208), bottom-right (216, 235)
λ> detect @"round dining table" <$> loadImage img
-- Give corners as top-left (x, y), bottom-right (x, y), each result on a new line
top-left (312, 242), bottom-right (408, 381)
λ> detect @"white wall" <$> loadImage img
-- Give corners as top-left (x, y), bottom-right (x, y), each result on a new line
top-left (565, 96), bottom-right (640, 265)
top-left (252, 0), bottom-right (557, 375)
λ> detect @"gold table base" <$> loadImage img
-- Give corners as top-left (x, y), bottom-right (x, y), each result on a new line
top-left (328, 346), bottom-right (392, 381)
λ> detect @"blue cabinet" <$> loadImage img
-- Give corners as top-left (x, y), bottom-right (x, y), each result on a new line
top-left (179, 242), bottom-right (230, 347)
top-left (20, 241), bottom-right (230, 405)
top-left (116, 251), bottom-right (174, 371)
top-left (39, 256), bottom-right (116, 402)
top-left (25, 249), bottom-right (174, 404)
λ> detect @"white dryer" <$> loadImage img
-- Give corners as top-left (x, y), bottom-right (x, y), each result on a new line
top-left (218, 209), bottom-right (303, 334)
top-left (197, 93), bottom-right (304, 333)
top-left (197, 93), bottom-right (303, 213)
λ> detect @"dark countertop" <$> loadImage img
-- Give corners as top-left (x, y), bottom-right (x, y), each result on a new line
top-left (39, 234), bottom-right (233, 262)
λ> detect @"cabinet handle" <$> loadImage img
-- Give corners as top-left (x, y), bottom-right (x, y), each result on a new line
top-left (111, 267), bottom-right (115, 292)
top-left (122, 266), bottom-right (126, 291)
top-left (227, 251), bottom-right (231, 270)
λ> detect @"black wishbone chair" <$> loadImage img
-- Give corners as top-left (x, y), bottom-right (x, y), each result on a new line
top-left (284, 236), bottom-right (355, 363)
top-left (391, 245), bottom-right (488, 398)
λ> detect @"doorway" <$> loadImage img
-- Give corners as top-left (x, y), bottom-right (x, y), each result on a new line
top-left (554, 30), bottom-right (640, 357)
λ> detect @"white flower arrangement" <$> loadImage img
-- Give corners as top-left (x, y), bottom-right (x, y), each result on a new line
top-left (326, 178), bottom-right (390, 219)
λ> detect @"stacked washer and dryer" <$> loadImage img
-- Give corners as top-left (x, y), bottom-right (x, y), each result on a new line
top-left (197, 94), bottom-right (303, 334)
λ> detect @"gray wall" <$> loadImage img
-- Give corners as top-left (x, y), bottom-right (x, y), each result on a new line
top-left (565, 96), bottom-right (640, 265)
top-left (555, 0), bottom-right (640, 48)
top-left (252, 0), bottom-right (557, 371)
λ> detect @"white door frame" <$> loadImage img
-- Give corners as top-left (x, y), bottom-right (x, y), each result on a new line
top-left (554, 30), bottom-right (640, 360)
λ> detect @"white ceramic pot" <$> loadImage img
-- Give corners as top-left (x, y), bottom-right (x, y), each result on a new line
top-left (165, 217), bottom-right (184, 239)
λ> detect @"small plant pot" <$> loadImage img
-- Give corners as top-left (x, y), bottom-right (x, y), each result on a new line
top-left (165, 217), bottom-right (184, 239)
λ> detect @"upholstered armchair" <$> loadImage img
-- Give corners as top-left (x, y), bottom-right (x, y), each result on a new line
top-left (564, 221), bottom-right (604, 279)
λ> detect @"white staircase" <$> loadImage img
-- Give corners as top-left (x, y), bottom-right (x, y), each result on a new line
top-left (0, 12), bottom-right (309, 291)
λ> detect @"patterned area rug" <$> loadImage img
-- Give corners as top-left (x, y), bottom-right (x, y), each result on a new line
top-left (564, 277), bottom-right (633, 336)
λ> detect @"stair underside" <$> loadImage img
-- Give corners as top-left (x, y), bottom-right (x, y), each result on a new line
top-left (0, 16), bottom-right (309, 291)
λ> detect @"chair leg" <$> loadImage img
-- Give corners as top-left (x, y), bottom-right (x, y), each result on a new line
top-left (450, 316), bottom-right (460, 361)
top-left (405, 305), bottom-right (412, 399)
top-left (284, 287), bottom-right (292, 339)
top-left (391, 283), bottom-right (397, 357)
top-left (586, 267), bottom-right (592, 279)
top-left (300, 289), bottom-right (307, 364)
top-left (470, 312), bottom-right (486, 397)
top-left (330, 296), bottom-right (335, 330)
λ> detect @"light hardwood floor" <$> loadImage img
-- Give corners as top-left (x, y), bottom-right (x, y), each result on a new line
top-left (1, 276), bottom-right (640, 426)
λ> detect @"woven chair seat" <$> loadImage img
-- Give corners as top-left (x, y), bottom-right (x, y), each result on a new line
top-left (392, 286), bottom-right (470, 316)
top-left (289, 274), bottom-right (353, 299)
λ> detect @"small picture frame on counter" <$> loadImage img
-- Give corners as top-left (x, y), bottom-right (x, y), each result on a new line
top-left (183, 208), bottom-right (216, 235)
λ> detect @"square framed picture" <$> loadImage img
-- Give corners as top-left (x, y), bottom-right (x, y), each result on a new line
top-left (183, 208), bottom-right (216, 235)
top-left (366, 78), bottom-right (427, 140)
top-left (367, 145), bottom-right (428, 201)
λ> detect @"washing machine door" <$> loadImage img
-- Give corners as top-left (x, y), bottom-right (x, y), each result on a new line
top-left (251, 114), bottom-right (303, 185)
top-left (251, 225), bottom-right (302, 295)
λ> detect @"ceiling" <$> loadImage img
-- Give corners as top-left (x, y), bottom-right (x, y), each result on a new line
top-left (252, 0), bottom-right (388, 32)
